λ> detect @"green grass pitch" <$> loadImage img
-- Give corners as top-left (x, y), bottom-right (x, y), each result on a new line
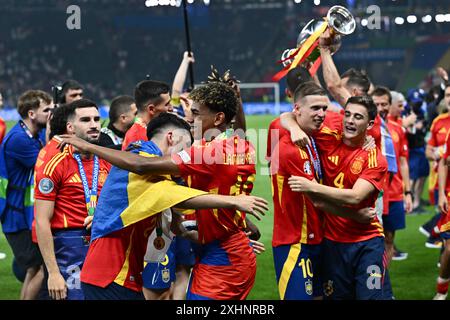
top-left (0, 116), bottom-right (443, 299)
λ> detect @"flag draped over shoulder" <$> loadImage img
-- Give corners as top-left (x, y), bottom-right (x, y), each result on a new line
top-left (91, 140), bottom-right (206, 240)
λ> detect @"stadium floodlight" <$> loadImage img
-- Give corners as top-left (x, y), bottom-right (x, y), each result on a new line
top-left (406, 15), bottom-right (417, 23)
top-left (445, 14), bottom-right (450, 22)
top-left (203, 0), bottom-right (210, 5)
top-left (314, 0), bottom-right (320, 5)
top-left (361, 19), bottom-right (368, 27)
top-left (187, 0), bottom-right (194, 3)
top-left (294, 0), bottom-right (302, 3)
top-left (436, 14), bottom-right (445, 23)
top-left (422, 15), bottom-right (432, 23)
top-left (394, 17), bottom-right (404, 25)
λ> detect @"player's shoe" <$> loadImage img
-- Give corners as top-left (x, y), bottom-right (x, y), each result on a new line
top-left (0, 252), bottom-right (5, 260)
top-left (392, 249), bottom-right (408, 261)
top-left (433, 293), bottom-right (447, 300)
top-left (425, 237), bottom-right (443, 249)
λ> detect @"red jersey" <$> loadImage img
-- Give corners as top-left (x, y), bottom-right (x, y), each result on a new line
top-left (172, 134), bottom-right (256, 244)
top-left (387, 119), bottom-right (409, 202)
top-left (314, 126), bottom-right (387, 243)
top-left (0, 117), bottom-right (5, 144)
top-left (266, 117), bottom-right (289, 161)
top-left (324, 112), bottom-right (390, 213)
top-left (441, 131), bottom-right (450, 197)
top-left (122, 118), bottom-right (147, 150)
top-left (80, 215), bottom-right (157, 291)
top-left (32, 137), bottom-right (63, 242)
top-left (270, 134), bottom-right (323, 246)
top-left (428, 113), bottom-right (450, 191)
top-left (34, 145), bottom-right (111, 230)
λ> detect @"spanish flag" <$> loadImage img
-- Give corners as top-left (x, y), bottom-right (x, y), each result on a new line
top-left (91, 140), bottom-right (206, 240)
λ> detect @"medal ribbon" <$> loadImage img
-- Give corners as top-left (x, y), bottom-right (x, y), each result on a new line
top-left (305, 137), bottom-right (323, 182)
top-left (19, 120), bottom-right (44, 148)
top-left (73, 153), bottom-right (100, 216)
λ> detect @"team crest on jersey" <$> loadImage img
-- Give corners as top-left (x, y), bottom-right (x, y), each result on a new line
top-left (303, 161), bottom-right (312, 175)
top-left (323, 280), bottom-right (334, 297)
top-left (350, 157), bottom-right (364, 175)
top-left (305, 279), bottom-right (313, 296)
top-left (392, 131), bottom-right (399, 143)
top-left (38, 178), bottom-right (54, 194)
top-left (99, 170), bottom-right (108, 185)
top-left (162, 268), bottom-right (170, 283)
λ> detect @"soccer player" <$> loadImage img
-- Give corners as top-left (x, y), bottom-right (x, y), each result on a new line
top-left (34, 99), bottom-right (111, 300)
top-left (59, 82), bottom-right (261, 300)
top-left (79, 113), bottom-right (268, 300)
top-left (423, 84), bottom-right (450, 248)
top-left (99, 95), bottom-right (137, 150)
top-left (434, 131), bottom-right (450, 300)
top-left (271, 82), bottom-right (376, 300)
top-left (372, 87), bottom-right (412, 266)
top-left (122, 80), bottom-right (173, 150)
top-left (0, 90), bottom-right (54, 299)
top-left (266, 66), bottom-right (314, 165)
top-left (287, 96), bottom-right (388, 300)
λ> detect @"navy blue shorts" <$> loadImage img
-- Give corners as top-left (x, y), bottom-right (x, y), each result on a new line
top-left (142, 240), bottom-right (176, 290)
top-left (53, 229), bottom-right (90, 300)
top-left (383, 201), bottom-right (406, 232)
top-left (82, 282), bottom-right (144, 300)
top-left (322, 237), bottom-right (385, 300)
top-left (409, 147), bottom-right (430, 180)
top-left (175, 235), bottom-right (195, 267)
top-left (272, 243), bottom-right (322, 300)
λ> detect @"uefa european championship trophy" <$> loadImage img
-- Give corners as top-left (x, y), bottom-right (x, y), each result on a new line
top-left (274, 5), bottom-right (356, 80)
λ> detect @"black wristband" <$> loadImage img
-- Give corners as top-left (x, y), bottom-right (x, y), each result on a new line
top-left (404, 191), bottom-right (412, 196)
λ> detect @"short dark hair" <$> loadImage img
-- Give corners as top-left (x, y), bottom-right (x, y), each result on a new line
top-left (49, 104), bottom-right (70, 138)
top-left (345, 95), bottom-right (378, 121)
top-left (371, 86), bottom-right (392, 104)
top-left (341, 68), bottom-right (371, 94)
top-left (293, 81), bottom-right (327, 102)
top-left (66, 98), bottom-right (98, 122)
top-left (189, 82), bottom-right (239, 123)
top-left (286, 66), bottom-right (313, 94)
top-left (109, 95), bottom-right (135, 124)
top-left (146, 113), bottom-right (193, 143)
top-left (17, 90), bottom-right (52, 119)
top-left (61, 79), bottom-right (83, 103)
top-left (134, 80), bottom-right (170, 112)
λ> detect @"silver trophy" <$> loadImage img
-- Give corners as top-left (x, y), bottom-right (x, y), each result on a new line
top-left (281, 5), bottom-right (356, 67)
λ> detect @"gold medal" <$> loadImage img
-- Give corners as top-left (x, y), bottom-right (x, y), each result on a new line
top-left (153, 236), bottom-right (165, 250)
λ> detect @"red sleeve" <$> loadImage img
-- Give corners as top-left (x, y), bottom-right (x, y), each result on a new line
top-left (359, 149), bottom-right (388, 191)
top-left (428, 122), bottom-right (439, 147)
top-left (399, 127), bottom-right (409, 159)
top-left (444, 131), bottom-right (450, 159)
top-left (271, 137), bottom-right (315, 180)
top-left (0, 118), bottom-right (5, 144)
top-left (322, 111), bottom-right (343, 132)
top-left (34, 154), bottom-right (63, 201)
top-left (171, 144), bottom-right (216, 178)
top-left (266, 118), bottom-right (289, 161)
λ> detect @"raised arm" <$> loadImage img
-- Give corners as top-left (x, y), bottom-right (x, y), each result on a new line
top-left (58, 134), bottom-right (179, 175)
top-left (319, 29), bottom-right (351, 107)
top-left (172, 51), bottom-right (195, 99)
